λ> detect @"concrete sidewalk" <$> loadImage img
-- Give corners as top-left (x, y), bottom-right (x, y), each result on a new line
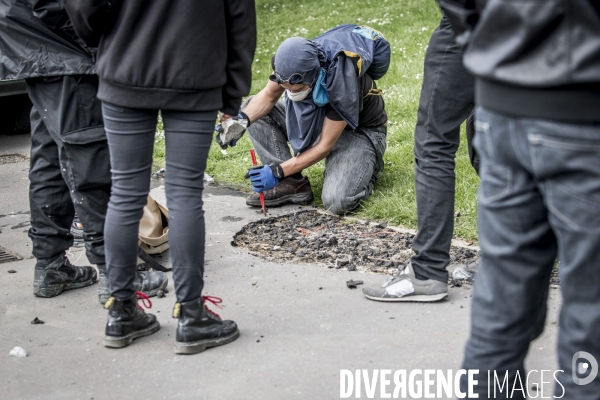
top-left (0, 134), bottom-right (561, 400)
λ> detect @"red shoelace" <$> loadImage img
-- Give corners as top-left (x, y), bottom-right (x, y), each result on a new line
top-left (203, 295), bottom-right (223, 318)
top-left (136, 291), bottom-right (152, 310)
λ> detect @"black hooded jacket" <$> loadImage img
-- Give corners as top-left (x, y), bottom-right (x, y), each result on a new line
top-left (0, 0), bottom-right (95, 80)
top-left (439, 0), bottom-right (600, 122)
top-left (64, 0), bottom-right (256, 114)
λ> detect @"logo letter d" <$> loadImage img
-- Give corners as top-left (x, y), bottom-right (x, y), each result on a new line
top-left (572, 351), bottom-right (598, 386)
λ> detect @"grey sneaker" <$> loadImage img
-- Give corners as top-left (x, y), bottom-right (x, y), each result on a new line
top-left (98, 270), bottom-right (169, 305)
top-left (362, 263), bottom-right (448, 302)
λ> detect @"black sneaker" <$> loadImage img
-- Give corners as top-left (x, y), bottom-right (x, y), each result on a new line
top-left (70, 213), bottom-right (84, 242)
top-left (33, 254), bottom-right (97, 298)
top-left (103, 292), bottom-right (160, 348)
top-left (246, 177), bottom-right (313, 207)
top-left (97, 270), bottom-right (169, 305)
top-left (173, 296), bottom-right (239, 354)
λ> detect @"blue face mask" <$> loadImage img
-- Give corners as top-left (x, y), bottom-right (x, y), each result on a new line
top-left (312, 68), bottom-right (329, 107)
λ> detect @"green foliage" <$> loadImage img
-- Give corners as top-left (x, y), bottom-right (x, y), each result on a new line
top-left (153, 0), bottom-right (480, 240)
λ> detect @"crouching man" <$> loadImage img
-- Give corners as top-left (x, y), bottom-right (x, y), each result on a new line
top-left (218, 24), bottom-right (390, 215)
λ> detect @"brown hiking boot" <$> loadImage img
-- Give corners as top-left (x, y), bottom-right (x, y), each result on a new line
top-left (246, 176), bottom-right (313, 207)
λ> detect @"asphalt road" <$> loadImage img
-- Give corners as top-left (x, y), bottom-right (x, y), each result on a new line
top-left (0, 133), bottom-right (561, 400)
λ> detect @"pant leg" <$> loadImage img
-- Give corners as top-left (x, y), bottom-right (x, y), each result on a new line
top-left (161, 110), bottom-right (216, 303)
top-left (101, 102), bottom-right (157, 299)
top-left (321, 129), bottom-right (382, 215)
top-left (527, 119), bottom-right (600, 397)
top-left (460, 108), bottom-right (560, 398)
top-left (26, 75), bottom-right (110, 265)
top-left (244, 97), bottom-right (292, 165)
top-left (27, 103), bottom-right (74, 260)
top-left (411, 15), bottom-right (475, 282)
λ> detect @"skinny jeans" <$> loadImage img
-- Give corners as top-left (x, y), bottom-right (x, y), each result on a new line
top-left (101, 102), bottom-right (215, 302)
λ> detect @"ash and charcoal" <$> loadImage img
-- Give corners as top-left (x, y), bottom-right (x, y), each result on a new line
top-left (232, 210), bottom-right (480, 277)
top-left (346, 279), bottom-right (364, 289)
top-left (0, 154), bottom-right (28, 165)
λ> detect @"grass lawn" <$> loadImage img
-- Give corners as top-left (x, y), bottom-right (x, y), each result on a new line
top-left (154, 0), bottom-right (480, 241)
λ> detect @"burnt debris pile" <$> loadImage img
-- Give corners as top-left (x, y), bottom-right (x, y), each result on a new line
top-left (232, 210), bottom-right (480, 275)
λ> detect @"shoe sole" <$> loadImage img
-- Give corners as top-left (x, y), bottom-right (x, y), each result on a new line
top-left (364, 292), bottom-right (448, 302)
top-left (246, 192), bottom-right (313, 207)
top-left (34, 275), bottom-right (98, 298)
top-left (103, 320), bottom-right (161, 348)
top-left (173, 328), bottom-right (240, 355)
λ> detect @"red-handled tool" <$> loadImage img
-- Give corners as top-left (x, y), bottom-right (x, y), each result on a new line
top-left (249, 149), bottom-right (266, 215)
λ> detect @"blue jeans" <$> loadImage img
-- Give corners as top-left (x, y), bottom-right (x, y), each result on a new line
top-left (411, 16), bottom-right (475, 283)
top-left (243, 98), bottom-right (387, 215)
top-left (461, 107), bottom-right (600, 398)
top-left (101, 102), bottom-right (215, 302)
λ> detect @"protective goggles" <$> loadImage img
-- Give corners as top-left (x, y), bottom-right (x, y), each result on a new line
top-left (268, 71), bottom-right (307, 85)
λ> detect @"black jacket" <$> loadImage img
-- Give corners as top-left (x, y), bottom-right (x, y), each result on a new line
top-left (439, 0), bottom-right (600, 122)
top-left (65, 0), bottom-right (256, 114)
top-left (0, 0), bottom-right (95, 80)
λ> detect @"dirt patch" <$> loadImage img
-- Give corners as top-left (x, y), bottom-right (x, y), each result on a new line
top-left (0, 154), bottom-right (28, 165)
top-left (232, 210), bottom-right (480, 277)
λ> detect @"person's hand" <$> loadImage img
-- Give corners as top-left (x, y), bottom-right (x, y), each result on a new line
top-left (220, 113), bottom-right (234, 123)
top-left (245, 165), bottom-right (279, 192)
top-left (215, 112), bottom-right (250, 149)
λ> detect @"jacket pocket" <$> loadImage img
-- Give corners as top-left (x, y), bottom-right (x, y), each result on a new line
top-left (61, 126), bottom-right (111, 190)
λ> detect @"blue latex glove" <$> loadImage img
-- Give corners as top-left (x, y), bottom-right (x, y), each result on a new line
top-left (246, 165), bottom-right (279, 192)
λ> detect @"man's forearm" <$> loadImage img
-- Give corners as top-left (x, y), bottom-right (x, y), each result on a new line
top-left (280, 118), bottom-right (347, 177)
top-left (240, 81), bottom-right (283, 123)
top-left (280, 144), bottom-right (330, 177)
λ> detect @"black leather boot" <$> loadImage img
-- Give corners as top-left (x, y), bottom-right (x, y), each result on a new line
top-left (97, 270), bottom-right (168, 305)
top-left (33, 253), bottom-right (97, 298)
top-left (173, 296), bottom-right (239, 354)
top-left (103, 292), bottom-right (160, 348)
